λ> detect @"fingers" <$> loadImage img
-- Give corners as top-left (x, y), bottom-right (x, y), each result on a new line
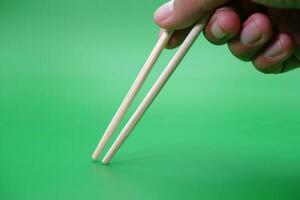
top-left (252, 33), bottom-right (294, 73)
top-left (159, 6), bottom-right (240, 49)
top-left (228, 13), bottom-right (273, 61)
top-left (225, 12), bottom-right (298, 73)
top-left (192, 10), bottom-right (298, 73)
top-left (154, 1), bottom-right (300, 73)
top-left (204, 7), bottom-right (241, 45)
top-left (154, 0), bottom-right (229, 30)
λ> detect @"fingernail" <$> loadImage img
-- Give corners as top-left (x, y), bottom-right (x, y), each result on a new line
top-left (211, 21), bottom-right (227, 39)
top-left (154, 0), bottom-right (174, 22)
top-left (241, 21), bottom-right (261, 45)
top-left (264, 40), bottom-right (284, 57)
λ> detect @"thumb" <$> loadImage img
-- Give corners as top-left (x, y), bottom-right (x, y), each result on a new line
top-left (154, 0), bottom-right (228, 30)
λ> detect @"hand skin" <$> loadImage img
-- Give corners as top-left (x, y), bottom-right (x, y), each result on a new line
top-left (154, 0), bottom-right (300, 73)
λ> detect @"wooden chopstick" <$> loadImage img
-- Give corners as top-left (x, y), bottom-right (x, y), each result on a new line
top-left (102, 15), bottom-right (210, 164)
top-left (91, 30), bottom-right (174, 160)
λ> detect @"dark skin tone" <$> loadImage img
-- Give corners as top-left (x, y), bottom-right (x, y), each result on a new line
top-left (154, 0), bottom-right (300, 73)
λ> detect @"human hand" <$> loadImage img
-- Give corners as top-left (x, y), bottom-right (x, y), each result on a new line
top-left (154, 0), bottom-right (300, 73)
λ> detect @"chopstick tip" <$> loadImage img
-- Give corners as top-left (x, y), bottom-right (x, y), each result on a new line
top-left (102, 159), bottom-right (109, 165)
top-left (91, 154), bottom-right (98, 161)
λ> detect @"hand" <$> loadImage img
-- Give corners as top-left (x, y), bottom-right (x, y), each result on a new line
top-left (154, 0), bottom-right (300, 73)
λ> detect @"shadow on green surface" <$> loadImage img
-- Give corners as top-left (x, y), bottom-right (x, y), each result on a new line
top-left (90, 145), bottom-right (300, 200)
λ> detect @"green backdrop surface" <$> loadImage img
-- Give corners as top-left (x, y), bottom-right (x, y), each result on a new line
top-left (1, 0), bottom-right (300, 199)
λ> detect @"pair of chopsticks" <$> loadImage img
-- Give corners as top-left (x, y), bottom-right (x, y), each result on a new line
top-left (92, 14), bottom-right (211, 164)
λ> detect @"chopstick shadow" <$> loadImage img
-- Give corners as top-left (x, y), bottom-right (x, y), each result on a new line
top-left (91, 145), bottom-right (300, 199)
top-left (93, 147), bottom-right (300, 200)
top-left (106, 144), bottom-right (191, 166)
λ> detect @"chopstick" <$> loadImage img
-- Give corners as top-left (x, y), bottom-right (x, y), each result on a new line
top-left (91, 30), bottom-right (174, 161)
top-left (101, 15), bottom-right (211, 164)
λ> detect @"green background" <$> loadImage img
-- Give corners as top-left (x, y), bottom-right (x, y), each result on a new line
top-left (1, 0), bottom-right (300, 199)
